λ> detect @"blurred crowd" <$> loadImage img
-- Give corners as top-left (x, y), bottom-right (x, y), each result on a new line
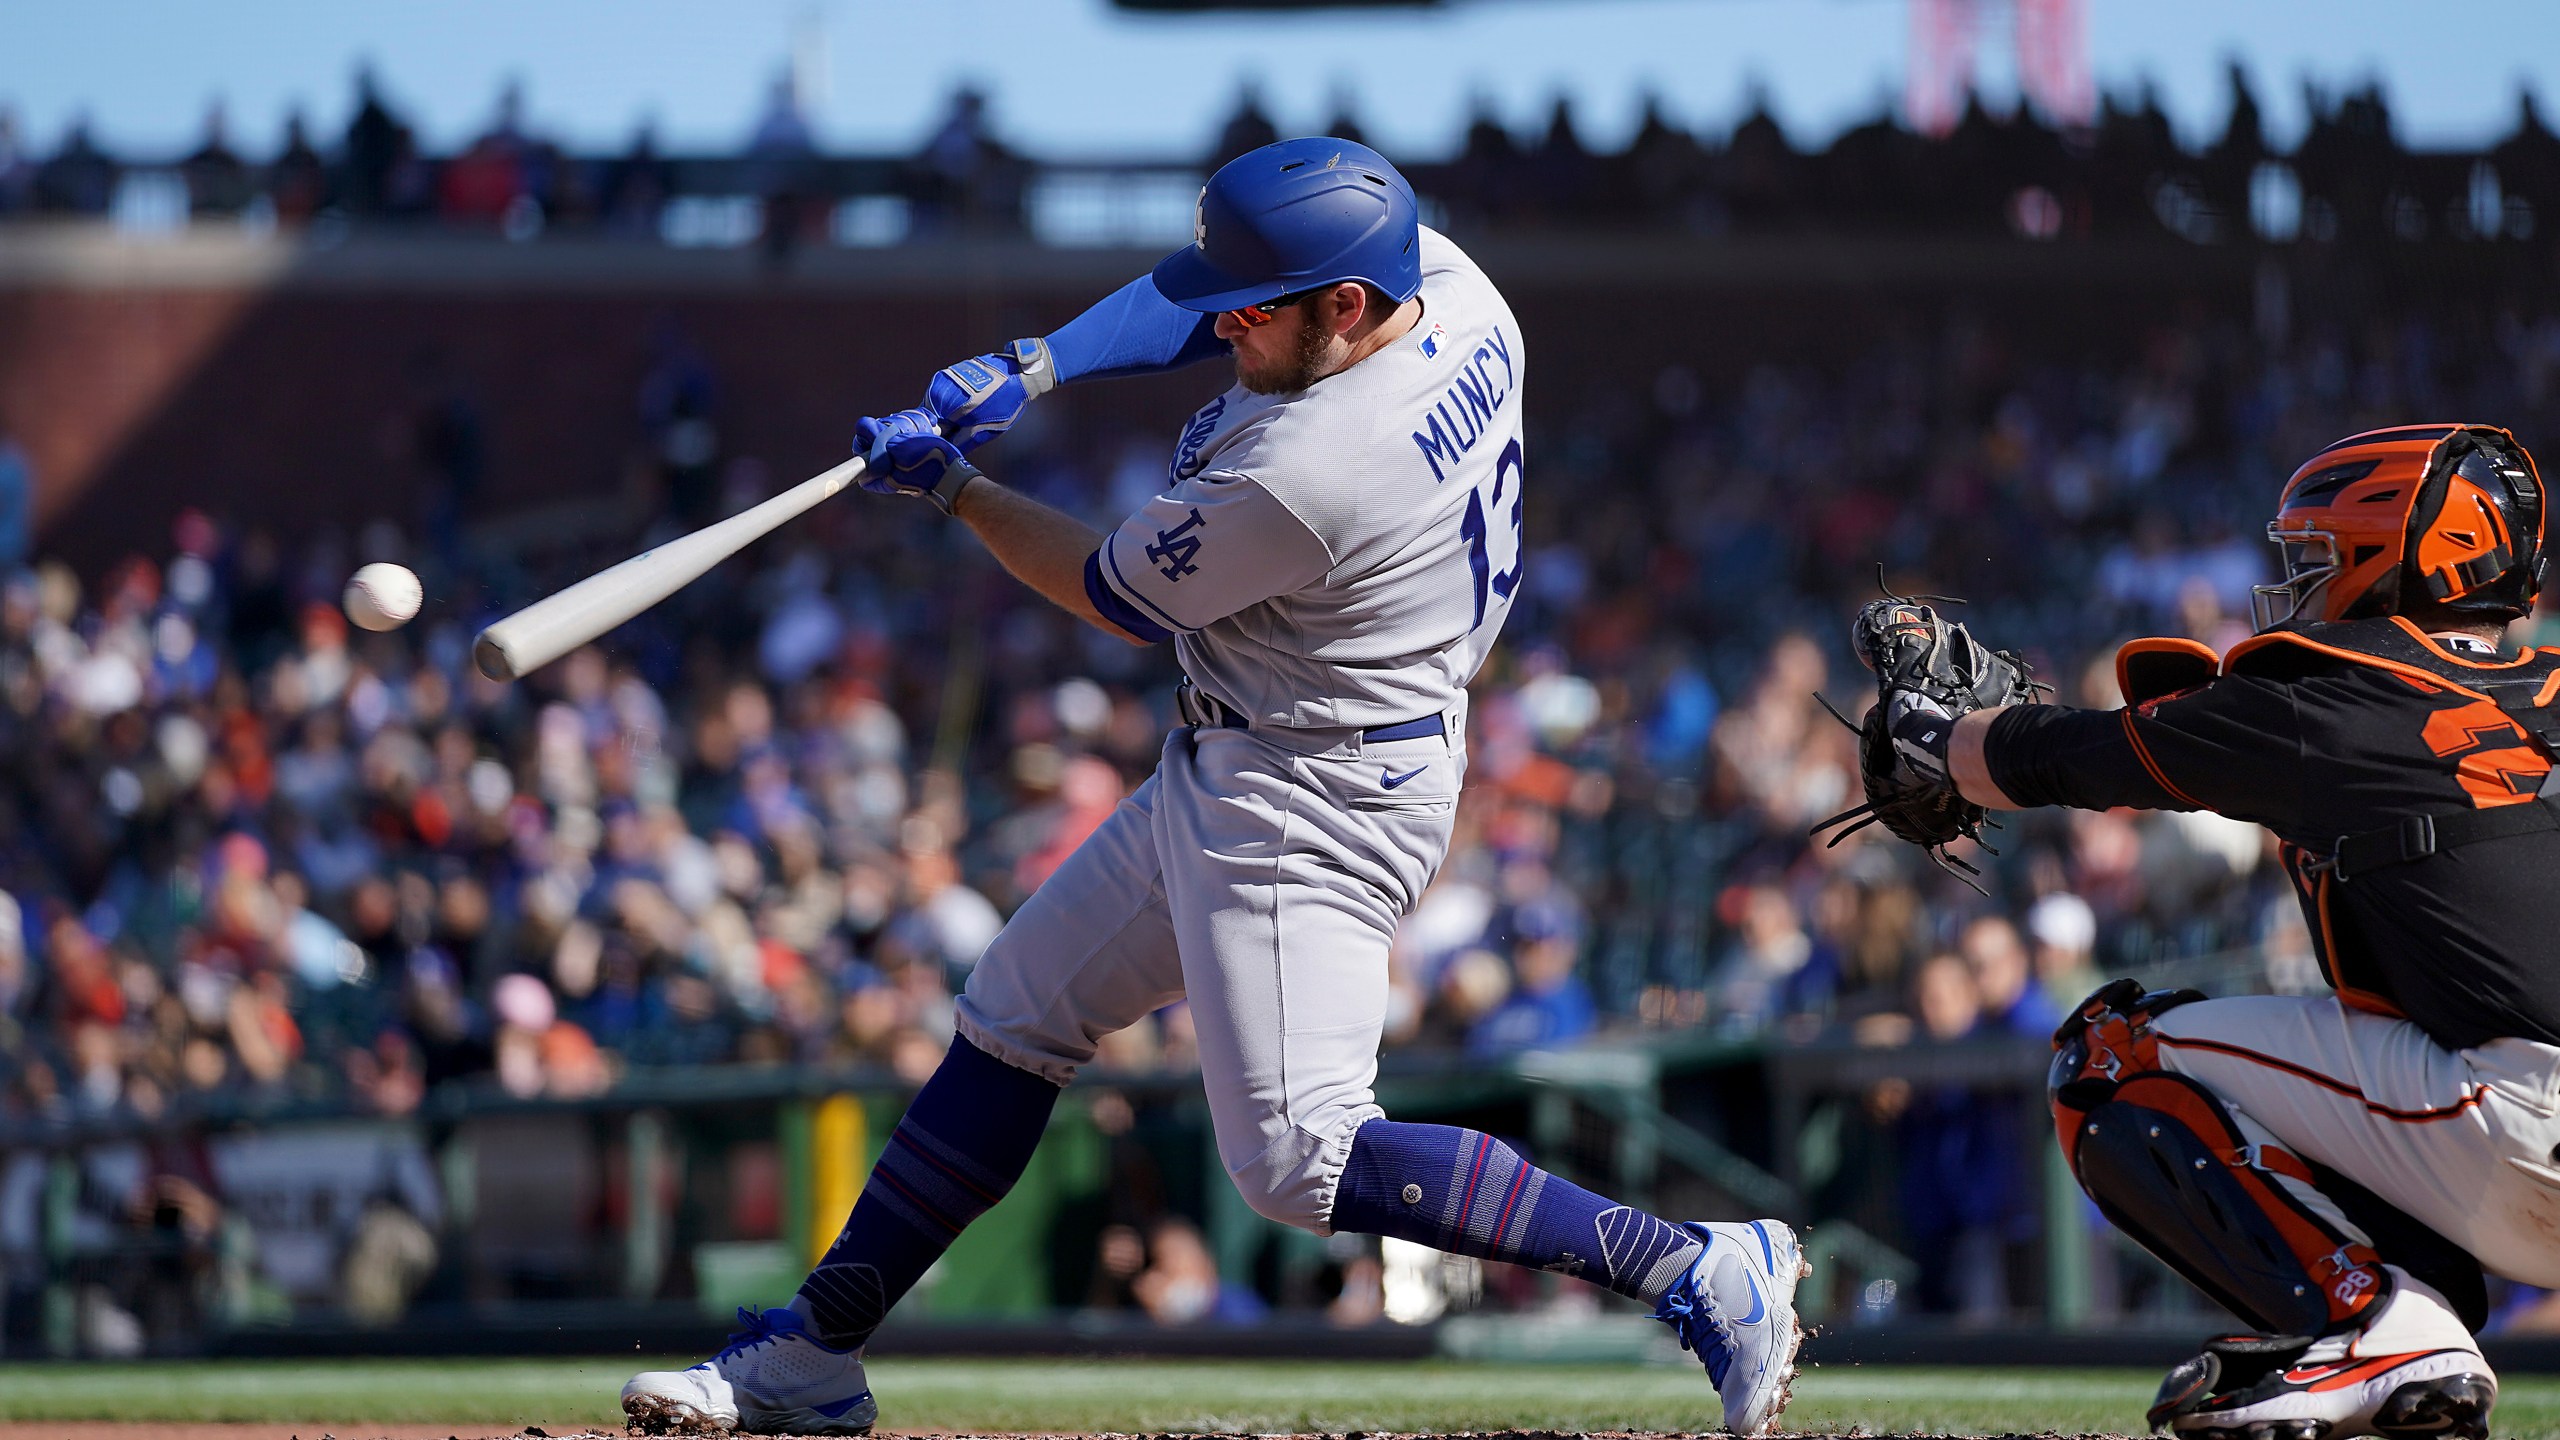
top-left (6, 212), bottom-right (2560, 1332)
top-left (5, 276), bottom-right (2556, 1112)
top-left (2, 66), bottom-right (2554, 249)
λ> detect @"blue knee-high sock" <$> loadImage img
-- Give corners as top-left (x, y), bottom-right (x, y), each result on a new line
top-left (1332, 1119), bottom-right (1704, 1304)
top-left (794, 1036), bottom-right (1061, 1349)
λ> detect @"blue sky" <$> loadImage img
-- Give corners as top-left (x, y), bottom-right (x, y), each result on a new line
top-left (7, 0), bottom-right (2555, 161)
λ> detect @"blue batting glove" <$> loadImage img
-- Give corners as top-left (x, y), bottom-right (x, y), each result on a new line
top-left (920, 337), bottom-right (1056, 455)
top-left (855, 410), bottom-right (977, 513)
top-left (853, 407), bottom-right (936, 468)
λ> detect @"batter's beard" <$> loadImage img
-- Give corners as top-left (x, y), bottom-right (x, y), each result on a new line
top-left (1237, 314), bottom-right (1334, 395)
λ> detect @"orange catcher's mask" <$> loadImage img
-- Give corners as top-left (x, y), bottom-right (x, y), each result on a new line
top-left (2251, 424), bottom-right (2547, 632)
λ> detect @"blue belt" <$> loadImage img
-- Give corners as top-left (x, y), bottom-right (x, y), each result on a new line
top-left (1362, 714), bottom-right (1448, 742)
top-left (1186, 685), bottom-right (1444, 743)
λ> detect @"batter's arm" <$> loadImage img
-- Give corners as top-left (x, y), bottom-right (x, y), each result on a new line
top-left (1041, 275), bottom-right (1227, 384)
top-left (947, 475), bottom-right (1135, 643)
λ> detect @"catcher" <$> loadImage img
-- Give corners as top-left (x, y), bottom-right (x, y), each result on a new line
top-left (1831, 424), bottom-right (2560, 1440)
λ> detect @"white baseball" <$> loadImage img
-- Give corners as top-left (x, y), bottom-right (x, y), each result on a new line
top-left (344, 562), bottom-right (423, 631)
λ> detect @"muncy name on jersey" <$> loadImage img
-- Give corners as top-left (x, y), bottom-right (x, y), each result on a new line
top-left (1409, 324), bottom-right (1517, 483)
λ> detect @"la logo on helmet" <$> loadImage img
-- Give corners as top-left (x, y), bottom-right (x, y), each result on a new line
top-left (1194, 188), bottom-right (1207, 251)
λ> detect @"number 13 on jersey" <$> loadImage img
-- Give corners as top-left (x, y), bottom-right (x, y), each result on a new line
top-left (1462, 438), bottom-right (1526, 631)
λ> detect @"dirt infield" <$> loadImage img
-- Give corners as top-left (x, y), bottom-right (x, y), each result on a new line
top-left (0, 1428), bottom-right (615, 1440)
top-left (0, 1428), bottom-right (2148, 1440)
top-left (0, 1427), bottom-right (609, 1440)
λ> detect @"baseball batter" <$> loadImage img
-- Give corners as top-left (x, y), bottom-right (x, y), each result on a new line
top-left (1839, 424), bottom-right (2560, 1440)
top-left (623, 138), bottom-right (1803, 1437)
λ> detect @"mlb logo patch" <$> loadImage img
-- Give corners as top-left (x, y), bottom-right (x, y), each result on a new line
top-left (1418, 322), bottom-right (1448, 360)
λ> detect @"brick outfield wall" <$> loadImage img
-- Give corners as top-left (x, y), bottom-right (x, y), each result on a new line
top-left (11, 229), bottom-right (2528, 573)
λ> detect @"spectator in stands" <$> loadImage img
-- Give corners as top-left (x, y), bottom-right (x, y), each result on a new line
top-left (748, 70), bottom-right (820, 266)
top-left (0, 107), bottom-right (34, 214)
top-left (2023, 892), bottom-right (2100, 1018)
top-left (1958, 915), bottom-right (2057, 1037)
top-left (33, 116), bottom-right (114, 214)
top-left (438, 79), bottom-right (554, 232)
top-left (909, 86), bottom-right (1023, 236)
top-left (1523, 96), bottom-right (1600, 222)
top-left (0, 426), bottom-right (29, 569)
top-left (267, 111), bottom-right (328, 223)
top-left (1132, 1217), bottom-right (1266, 1326)
top-left (1709, 880), bottom-right (1839, 1034)
top-left (878, 837), bottom-right (1000, 985)
top-left (748, 69), bottom-right (816, 157)
top-left (1318, 87), bottom-right (1370, 150)
top-left (341, 1187), bottom-right (439, 1327)
top-left (637, 325), bottom-right (720, 526)
top-left (1887, 952), bottom-right (2027, 1319)
top-left (1447, 98), bottom-right (1524, 228)
top-left (337, 66), bottom-right (428, 217)
top-left (0, 890), bottom-right (26, 1023)
top-left (601, 122), bottom-right (673, 239)
top-left (180, 101), bottom-right (252, 216)
top-left (1467, 897), bottom-right (1596, 1055)
top-left (1205, 84), bottom-right (1281, 172)
top-left (1087, 1222), bottom-right (1147, 1312)
top-left (112, 1161), bottom-right (223, 1353)
top-left (1615, 92), bottom-right (1716, 228)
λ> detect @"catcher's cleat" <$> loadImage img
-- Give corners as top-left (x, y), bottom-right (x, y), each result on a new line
top-left (622, 1304), bottom-right (877, 1436)
top-left (1653, 1219), bottom-right (1808, 1438)
top-left (2148, 1333), bottom-right (2495, 1440)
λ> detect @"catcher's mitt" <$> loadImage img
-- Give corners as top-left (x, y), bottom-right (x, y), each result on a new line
top-left (1812, 590), bottom-right (2045, 883)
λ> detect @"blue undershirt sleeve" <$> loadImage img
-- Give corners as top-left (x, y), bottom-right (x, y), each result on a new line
top-left (1041, 275), bottom-right (1227, 384)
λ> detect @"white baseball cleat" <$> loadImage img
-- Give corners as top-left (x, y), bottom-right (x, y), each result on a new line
top-left (2150, 1273), bottom-right (2497, 1440)
top-left (1653, 1218), bottom-right (1807, 1437)
top-left (622, 1305), bottom-right (877, 1436)
top-left (2150, 1335), bottom-right (2495, 1440)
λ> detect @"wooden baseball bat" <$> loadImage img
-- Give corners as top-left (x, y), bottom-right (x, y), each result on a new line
top-left (473, 454), bottom-right (868, 681)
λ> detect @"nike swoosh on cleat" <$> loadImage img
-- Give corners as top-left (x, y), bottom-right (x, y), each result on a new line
top-left (1382, 766), bottom-right (1428, 789)
top-left (2283, 1356), bottom-right (2431, 1390)
top-left (1733, 1270), bottom-right (1766, 1326)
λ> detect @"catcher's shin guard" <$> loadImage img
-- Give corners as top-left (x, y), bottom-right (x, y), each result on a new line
top-left (2308, 1160), bottom-right (2489, 1334)
top-left (2051, 982), bottom-right (2391, 1338)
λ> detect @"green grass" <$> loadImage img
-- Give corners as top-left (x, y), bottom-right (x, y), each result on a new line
top-left (2, 1358), bottom-right (2556, 1436)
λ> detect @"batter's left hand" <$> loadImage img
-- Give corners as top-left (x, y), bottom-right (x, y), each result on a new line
top-left (922, 338), bottom-right (1056, 455)
top-left (855, 409), bottom-right (974, 508)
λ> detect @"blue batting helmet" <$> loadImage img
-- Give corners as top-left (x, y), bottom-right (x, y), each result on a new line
top-left (1151, 137), bottom-right (1421, 313)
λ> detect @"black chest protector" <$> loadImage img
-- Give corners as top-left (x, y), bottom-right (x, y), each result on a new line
top-left (2241, 621), bottom-right (2560, 877)
top-left (2119, 619), bottom-right (2560, 879)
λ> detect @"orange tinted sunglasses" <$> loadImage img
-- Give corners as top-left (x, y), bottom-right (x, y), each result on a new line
top-left (1227, 287), bottom-right (1321, 328)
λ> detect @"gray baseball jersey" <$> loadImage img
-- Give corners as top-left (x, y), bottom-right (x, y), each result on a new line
top-left (958, 228), bottom-right (1527, 1234)
top-left (1085, 227), bottom-right (1526, 732)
